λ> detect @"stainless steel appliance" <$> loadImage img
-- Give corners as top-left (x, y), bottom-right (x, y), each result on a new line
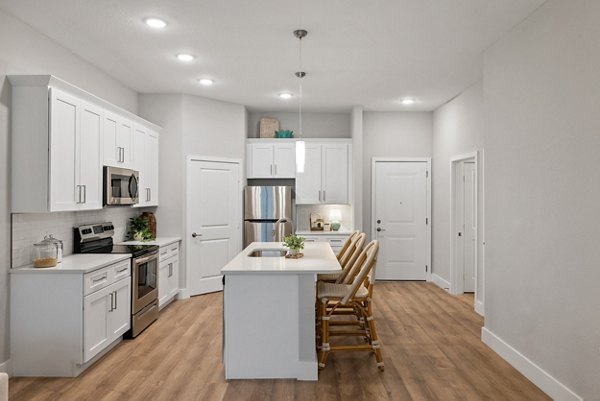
top-left (104, 166), bottom-right (139, 206)
top-left (244, 186), bottom-right (293, 247)
top-left (74, 222), bottom-right (159, 338)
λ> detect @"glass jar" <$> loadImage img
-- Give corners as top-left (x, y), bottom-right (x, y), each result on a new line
top-left (44, 235), bottom-right (63, 263)
top-left (32, 238), bottom-right (58, 268)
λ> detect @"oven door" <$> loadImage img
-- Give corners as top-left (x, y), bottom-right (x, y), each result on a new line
top-left (132, 251), bottom-right (159, 313)
top-left (104, 166), bottom-right (139, 205)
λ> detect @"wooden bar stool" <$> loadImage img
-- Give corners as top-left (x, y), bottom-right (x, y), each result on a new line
top-left (316, 240), bottom-right (384, 371)
top-left (317, 232), bottom-right (365, 283)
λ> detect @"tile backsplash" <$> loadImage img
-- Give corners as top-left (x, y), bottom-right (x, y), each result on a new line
top-left (11, 207), bottom-right (156, 268)
top-left (295, 204), bottom-right (353, 232)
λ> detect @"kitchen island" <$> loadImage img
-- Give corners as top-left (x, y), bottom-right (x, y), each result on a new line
top-left (221, 242), bottom-right (341, 381)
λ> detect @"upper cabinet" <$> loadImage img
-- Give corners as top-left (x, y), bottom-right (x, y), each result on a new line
top-left (134, 126), bottom-right (159, 207)
top-left (246, 140), bottom-right (296, 178)
top-left (8, 75), bottom-right (161, 213)
top-left (296, 141), bottom-right (351, 205)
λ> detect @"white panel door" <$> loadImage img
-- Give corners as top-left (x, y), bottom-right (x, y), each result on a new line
top-left (374, 161), bottom-right (428, 280)
top-left (79, 102), bottom-right (103, 210)
top-left (273, 143), bottom-right (296, 178)
top-left (249, 143), bottom-right (274, 178)
top-left (49, 88), bottom-right (79, 212)
top-left (295, 143), bottom-right (322, 204)
top-left (187, 159), bottom-right (241, 296)
top-left (322, 143), bottom-right (349, 204)
top-left (83, 285), bottom-right (111, 362)
top-left (463, 162), bottom-right (477, 292)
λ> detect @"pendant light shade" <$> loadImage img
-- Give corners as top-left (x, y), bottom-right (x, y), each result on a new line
top-left (294, 29), bottom-right (307, 173)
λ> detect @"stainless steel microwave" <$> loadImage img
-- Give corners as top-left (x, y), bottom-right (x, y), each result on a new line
top-left (103, 166), bottom-right (139, 205)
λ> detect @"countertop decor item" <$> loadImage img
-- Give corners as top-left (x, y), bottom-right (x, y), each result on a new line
top-left (142, 211), bottom-right (157, 238)
top-left (260, 117), bottom-right (279, 138)
top-left (43, 234), bottom-right (63, 263)
top-left (32, 237), bottom-right (58, 268)
top-left (283, 234), bottom-right (305, 255)
top-left (275, 129), bottom-right (294, 138)
top-left (285, 252), bottom-right (304, 259)
top-left (129, 214), bottom-right (155, 241)
top-left (310, 213), bottom-right (324, 231)
top-left (329, 209), bottom-right (342, 231)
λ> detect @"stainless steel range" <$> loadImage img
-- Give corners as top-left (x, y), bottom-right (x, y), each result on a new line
top-left (74, 222), bottom-right (159, 337)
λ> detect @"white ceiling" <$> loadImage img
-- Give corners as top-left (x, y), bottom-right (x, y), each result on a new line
top-left (0, 0), bottom-right (545, 112)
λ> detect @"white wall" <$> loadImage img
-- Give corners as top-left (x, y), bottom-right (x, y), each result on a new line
top-left (139, 94), bottom-right (246, 293)
top-left (0, 9), bottom-right (139, 372)
top-left (483, 1), bottom-right (600, 399)
top-left (362, 112), bottom-right (433, 241)
top-left (432, 82), bottom-right (484, 301)
top-left (247, 111), bottom-right (351, 138)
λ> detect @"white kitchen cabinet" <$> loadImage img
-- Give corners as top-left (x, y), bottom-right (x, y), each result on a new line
top-left (10, 257), bottom-right (131, 377)
top-left (296, 142), bottom-right (350, 204)
top-left (104, 112), bottom-right (133, 169)
top-left (301, 233), bottom-right (350, 255)
top-left (134, 127), bottom-right (159, 207)
top-left (158, 241), bottom-right (179, 309)
top-left (246, 141), bottom-right (296, 178)
top-left (8, 75), bottom-right (161, 213)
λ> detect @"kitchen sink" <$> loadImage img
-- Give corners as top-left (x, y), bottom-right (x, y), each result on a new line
top-left (248, 249), bottom-right (287, 257)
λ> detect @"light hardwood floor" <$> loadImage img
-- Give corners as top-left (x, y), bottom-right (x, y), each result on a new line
top-left (9, 282), bottom-right (551, 401)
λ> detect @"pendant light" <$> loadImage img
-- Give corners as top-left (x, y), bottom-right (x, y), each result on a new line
top-left (294, 29), bottom-right (307, 173)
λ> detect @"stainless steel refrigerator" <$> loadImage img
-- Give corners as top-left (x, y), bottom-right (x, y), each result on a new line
top-left (244, 186), bottom-right (293, 247)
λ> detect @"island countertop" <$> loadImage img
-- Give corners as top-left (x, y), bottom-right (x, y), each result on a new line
top-left (221, 242), bottom-right (341, 275)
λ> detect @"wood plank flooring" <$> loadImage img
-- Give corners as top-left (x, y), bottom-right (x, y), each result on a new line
top-left (9, 282), bottom-right (551, 401)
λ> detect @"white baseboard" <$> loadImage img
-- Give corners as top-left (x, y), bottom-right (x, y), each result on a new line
top-left (176, 288), bottom-right (190, 299)
top-left (475, 300), bottom-right (484, 316)
top-left (0, 359), bottom-right (11, 376)
top-left (482, 327), bottom-right (582, 401)
top-left (431, 273), bottom-right (451, 291)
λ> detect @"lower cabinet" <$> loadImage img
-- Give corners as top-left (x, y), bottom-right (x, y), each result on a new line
top-left (302, 234), bottom-right (350, 256)
top-left (158, 241), bottom-right (180, 309)
top-left (10, 258), bottom-right (131, 377)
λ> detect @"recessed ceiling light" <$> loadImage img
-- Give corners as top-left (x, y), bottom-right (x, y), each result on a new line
top-left (144, 18), bottom-right (167, 28)
top-left (279, 93), bottom-right (294, 99)
top-left (198, 78), bottom-right (214, 86)
top-left (177, 53), bottom-right (195, 62)
top-left (401, 98), bottom-right (415, 105)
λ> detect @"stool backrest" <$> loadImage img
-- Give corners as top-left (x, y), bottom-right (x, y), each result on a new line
top-left (340, 240), bottom-right (377, 285)
top-left (336, 230), bottom-right (359, 262)
top-left (341, 240), bottom-right (379, 305)
top-left (336, 233), bottom-right (366, 283)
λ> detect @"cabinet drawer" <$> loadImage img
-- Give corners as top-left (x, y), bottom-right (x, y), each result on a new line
top-left (84, 266), bottom-right (112, 295)
top-left (112, 260), bottom-right (131, 282)
top-left (159, 242), bottom-right (180, 262)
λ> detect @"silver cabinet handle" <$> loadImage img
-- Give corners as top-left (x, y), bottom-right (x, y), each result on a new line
top-left (192, 232), bottom-right (202, 238)
top-left (270, 164), bottom-right (273, 175)
top-left (83, 185), bottom-right (87, 204)
top-left (149, 188), bottom-right (152, 202)
top-left (76, 185), bottom-right (81, 204)
top-left (92, 275), bottom-right (107, 283)
top-left (109, 292), bottom-right (114, 312)
top-left (114, 290), bottom-right (117, 310)
top-left (168, 263), bottom-right (173, 277)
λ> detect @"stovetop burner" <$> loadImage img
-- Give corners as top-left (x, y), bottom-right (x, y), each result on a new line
top-left (74, 222), bottom-right (158, 258)
top-left (83, 243), bottom-right (159, 258)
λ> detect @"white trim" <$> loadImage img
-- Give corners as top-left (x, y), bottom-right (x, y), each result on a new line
top-left (0, 359), bottom-right (12, 376)
top-left (185, 156), bottom-right (244, 296)
top-left (482, 327), bottom-right (582, 401)
top-left (475, 301), bottom-right (484, 316)
top-left (371, 158), bottom-right (432, 281)
top-left (431, 274), bottom-right (451, 291)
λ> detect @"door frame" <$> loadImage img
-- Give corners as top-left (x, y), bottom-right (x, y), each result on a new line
top-left (450, 151), bottom-right (484, 315)
top-left (371, 157), bottom-right (432, 281)
top-left (185, 155), bottom-right (243, 296)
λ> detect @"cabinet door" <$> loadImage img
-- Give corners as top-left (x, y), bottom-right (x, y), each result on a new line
top-left (273, 143), bottom-right (296, 178)
top-left (168, 256), bottom-right (179, 299)
top-left (49, 88), bottom-right (80, 212)
top-left (83, 285), bottom-right (112, 362)
top-left (103, 112), bottom-right (119, 167)
top-left (322, 143), bottom-right (349, 204)
top-left (295, 143), bottom-right (322, 204)
top-left (117, 120), bottom-right (133, 168)
top-left (158, 258), bottom-right (170, 307)
top-left (145, 131), bottom-right (159, 206)
top-left (132, 127), bottom-right (146, 207)
top-left (79, 102), bottom-right (103, 210)
top-left (249, 143), bottom-right (274, 178)
top-left (108, 278), bottom-right (131, 340)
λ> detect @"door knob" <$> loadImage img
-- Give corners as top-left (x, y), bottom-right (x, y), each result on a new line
top-left (377, 227), bottom-right (382, 232)
top-left (458, 232), bottom-right (462, 237)
top-left (192, 232), bottom-right (202, 238)
top-left (377, 219), bottom-right (381, 224)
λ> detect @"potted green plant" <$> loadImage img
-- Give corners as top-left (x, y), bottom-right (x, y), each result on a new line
top-left (129, 215), bottom-right (154, 241)
top-left (282, 234), bottom-right (305, 256)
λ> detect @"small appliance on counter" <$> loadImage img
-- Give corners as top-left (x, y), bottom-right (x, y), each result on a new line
top-left (244, 186), bottom-right (293, 247)
top-left (74, 222), bottom-right (159, 337)
top-left (310, 213), bottom-right (325, 231)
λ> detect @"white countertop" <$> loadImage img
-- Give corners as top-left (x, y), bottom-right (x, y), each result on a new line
top-left (117, 237), bottom-right (181, 247)
top-left (295, 230), bottom-right (353, 236)
top-left (10, 253), bottom-right (131, 274)
top-left (221, 242), bottom-right (342, 275)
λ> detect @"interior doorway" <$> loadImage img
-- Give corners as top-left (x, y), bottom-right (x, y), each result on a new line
top-left (450, 153), bottom-right (480, 309)
top-left (186, 156), bottom-right (242, 296)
